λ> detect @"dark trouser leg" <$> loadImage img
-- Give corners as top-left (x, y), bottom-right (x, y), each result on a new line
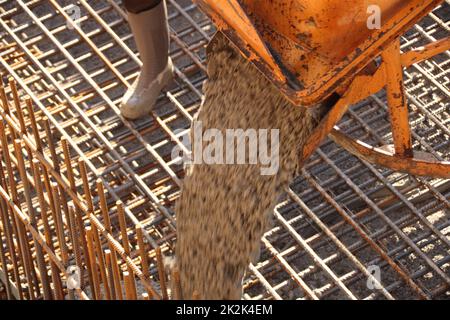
top-left (123, 0), bottom-right (162, 14)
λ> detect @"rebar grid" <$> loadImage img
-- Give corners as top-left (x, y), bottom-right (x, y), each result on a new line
top-left (0, 0), bottom-right (448, 300)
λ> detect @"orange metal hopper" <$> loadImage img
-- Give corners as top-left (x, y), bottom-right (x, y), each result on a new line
top-left (193, 0), bottom-right (450, 178)
top-left (194, 0), bottom-right (445, 106)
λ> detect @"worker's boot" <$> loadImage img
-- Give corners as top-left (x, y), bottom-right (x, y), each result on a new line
top-left (121, 1), bottom-right (174, 119)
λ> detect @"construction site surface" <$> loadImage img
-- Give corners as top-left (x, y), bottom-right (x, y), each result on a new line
top-left (0, 0), bottom-right (449, 300)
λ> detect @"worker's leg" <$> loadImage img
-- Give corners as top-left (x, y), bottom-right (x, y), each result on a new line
top-left (121, 0), bottom-right (174, 119)
top-left (123, 0), bottom-right (162, 13)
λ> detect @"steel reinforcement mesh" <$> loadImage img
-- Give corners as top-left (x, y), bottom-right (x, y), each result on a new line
top-left (0, 0), bottom-right (448, 300)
